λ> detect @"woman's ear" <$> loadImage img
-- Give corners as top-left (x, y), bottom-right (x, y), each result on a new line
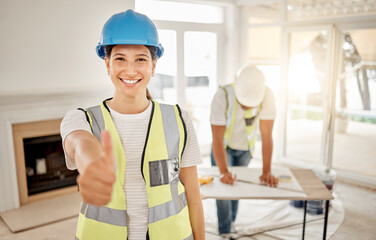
top-left (152, 59), bottom-right (157, 76)
top-left (105, 56), bottom-right (110, 75)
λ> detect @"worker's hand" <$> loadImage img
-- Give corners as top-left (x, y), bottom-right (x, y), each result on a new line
top-left (77, 130), bottom-right (117, 206)
top-left (219, 171), bottom-right (237, 185)
top-left (259, 172), bottom-right (278, 187)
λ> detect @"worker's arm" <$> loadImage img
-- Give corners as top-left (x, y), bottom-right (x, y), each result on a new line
top-left (64, 130), bottom-right (116, 205)
top-left (211, 125), bottom-right (236, 184)
top-left (259, 120), bottom-right (278, 187)
top-left (180, 166), bottom-right (205, 240)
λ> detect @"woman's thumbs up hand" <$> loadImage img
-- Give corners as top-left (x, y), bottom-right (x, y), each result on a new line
top-left (77, 130), bottom-right (117, 206)
top-left (100, 130), bottom-right (117, 173)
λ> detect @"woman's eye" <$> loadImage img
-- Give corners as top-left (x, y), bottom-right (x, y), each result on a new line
top-left (115, 57), bottom-right (125, 61)
top-left (137, 58), bottom-right (147, 62)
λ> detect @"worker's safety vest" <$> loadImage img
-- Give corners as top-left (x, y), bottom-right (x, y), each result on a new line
top-left (75, 99), bottom-right (193, 240)
top-left (222, 84), bottom-right (261, 155)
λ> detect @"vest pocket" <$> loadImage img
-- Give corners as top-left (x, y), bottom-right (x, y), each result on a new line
top-left (149, 158), bottom-right (179, 187)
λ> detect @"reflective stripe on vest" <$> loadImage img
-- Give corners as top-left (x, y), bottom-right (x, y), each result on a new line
top-left (86, 105), bottom-right (105, 141)
top-left (222, 84), bottom-right (261, 154)
top-left (142, 101), bottom-right (192, 239)
top-left (147, 103), bottom-right (181, 223)
top-left (148, 191), bottom-right (187, 223)
top-left (77, 99), bottom-right (191, 239)
top-left (184, 234), bottom-right (194, 240)
top-left (80, 202), bottom-right (127, 227)
top-left (76, 102), bottom-right (127, 240)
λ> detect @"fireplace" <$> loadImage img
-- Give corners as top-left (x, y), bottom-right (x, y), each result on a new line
top-left (13, 119), bottom-right (78, 205)
top-left (0, 89), bottom-right (112, 212)
top-left (23, 134), bottom-right (78, 196)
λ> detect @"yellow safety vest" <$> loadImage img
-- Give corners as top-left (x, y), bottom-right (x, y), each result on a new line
top-left (222, 84), bottom-right (261, 155)
top-left (75, 99), bottom-right (193, 240)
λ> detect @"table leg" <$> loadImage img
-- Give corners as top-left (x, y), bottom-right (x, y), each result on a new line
top-left (323, 200), bottom-right (330, 240)
top-left (302, 200), bottom-right (307, 240)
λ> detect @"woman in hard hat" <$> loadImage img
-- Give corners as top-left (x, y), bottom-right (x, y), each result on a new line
top-left (60, 9), bottom-right (204, 240)
top-left (210, 65), bottom-right (278, 237)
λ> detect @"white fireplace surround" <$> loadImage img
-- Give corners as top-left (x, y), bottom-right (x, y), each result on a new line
top-left (0, 88), bottom-right (113, 212)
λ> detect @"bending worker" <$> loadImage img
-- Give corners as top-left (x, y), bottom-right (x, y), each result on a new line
top-left (210, 65), bottom-right (278, 236)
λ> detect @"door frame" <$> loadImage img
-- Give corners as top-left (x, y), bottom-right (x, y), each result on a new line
top-left (279, 22), bottom-right (376, 187)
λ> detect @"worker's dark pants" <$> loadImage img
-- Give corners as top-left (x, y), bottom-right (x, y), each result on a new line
top-left (211, 147), bottom-right (251, 234)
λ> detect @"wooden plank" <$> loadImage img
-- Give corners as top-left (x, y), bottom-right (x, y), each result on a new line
top-left (199, 167), bottom-right (334, 201)
top-left (291, 169), bottom-right (334, 200)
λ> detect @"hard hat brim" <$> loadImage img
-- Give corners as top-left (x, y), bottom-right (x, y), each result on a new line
top-left (96, 43), bottom-right (164, 60)
top-left (234, 85), bottom-right (265, 107)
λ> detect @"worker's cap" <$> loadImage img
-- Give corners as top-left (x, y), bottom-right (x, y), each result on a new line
top-left (234, 65), bottom-right (266, 107)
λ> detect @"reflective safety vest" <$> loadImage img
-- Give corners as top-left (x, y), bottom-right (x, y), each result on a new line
top-left (76, 99), bottom-right (193, 240)
top-left (222, 84), bottom-right (261, 155)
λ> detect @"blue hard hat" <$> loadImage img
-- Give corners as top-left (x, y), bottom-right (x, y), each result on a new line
top-left (96, 9), bottom-right (164, 59)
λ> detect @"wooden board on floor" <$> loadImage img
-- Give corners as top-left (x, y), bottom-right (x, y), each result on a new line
top-left (0, 192), bottom-right (80, 233)
top-left (198, 167), bottom-right (334, 200)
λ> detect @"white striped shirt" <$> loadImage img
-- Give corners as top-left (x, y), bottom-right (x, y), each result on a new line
top-left (60, 102), bottom-right (202, 239)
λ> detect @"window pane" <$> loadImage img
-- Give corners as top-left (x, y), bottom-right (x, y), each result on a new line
top-left (285, 30), bottom-right (330, 164)
top-left (333, 28), bottom-right (376, 178)
top-left (241, 1), bottom-right (280, 24)
top-left (184, 31), bottom-right (217, 150)
top-left (247, 27), bottom-right (281, 62)
top-left (287, 0), bottom-right (376, 21)
top-left (136, 0), bottom-right (223, 23)
top-left (257, 65), bottom-right (281, 98)
top-left (148, 29), bottom-right (176, 104)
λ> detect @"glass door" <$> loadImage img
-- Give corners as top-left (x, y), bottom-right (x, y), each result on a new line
top-left (284, 26), bottom-right (333, 165)
top-left (332, 27), bottom-right (376, 178)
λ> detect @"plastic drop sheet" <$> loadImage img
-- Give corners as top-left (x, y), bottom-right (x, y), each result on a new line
top-left (203, 193), bottom-right (344, 239)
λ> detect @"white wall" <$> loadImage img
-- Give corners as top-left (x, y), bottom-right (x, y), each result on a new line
top-left (0, 0), bottom-right (135, 94)
top-left (0, 0), bottom-right (136, 212)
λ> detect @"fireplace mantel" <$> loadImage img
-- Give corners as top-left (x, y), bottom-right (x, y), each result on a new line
top-left (0, 88), bottom-right (113, 212)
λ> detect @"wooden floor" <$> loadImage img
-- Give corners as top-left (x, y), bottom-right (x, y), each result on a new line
top-left (0, 193), bottom-right (80, 233)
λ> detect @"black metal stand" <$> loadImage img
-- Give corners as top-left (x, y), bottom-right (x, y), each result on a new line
top-left (302, 200), bottom-right (330, 240)
top-left (302, 201), bottom-right (307, 240)
top-left (323, 200), bottom-right (330, 240)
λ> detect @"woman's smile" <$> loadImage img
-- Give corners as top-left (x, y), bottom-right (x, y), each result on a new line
top-left (120, 78), bottom-right (141, 85)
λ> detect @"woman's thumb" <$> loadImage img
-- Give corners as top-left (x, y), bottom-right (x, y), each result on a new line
top-left (101, 130), bottom-right (116, 171)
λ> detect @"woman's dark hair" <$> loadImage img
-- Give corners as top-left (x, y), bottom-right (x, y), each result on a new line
top-left (146, 46), bottom-right (157, 61)
top-left (104, 45), bottom-right (115, 58)
top-left (104, 45), bottom-right (157, 61)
